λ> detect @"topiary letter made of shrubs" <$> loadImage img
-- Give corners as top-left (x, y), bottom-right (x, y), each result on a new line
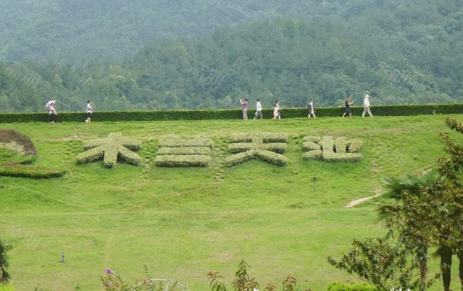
top-left (77, 132), bottom-right (142, 168)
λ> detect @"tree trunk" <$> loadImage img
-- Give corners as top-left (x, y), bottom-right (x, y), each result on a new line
top-left (440, 246), bottom-right (453, 291)
top-left (418, 246), bottom-right (428, 291)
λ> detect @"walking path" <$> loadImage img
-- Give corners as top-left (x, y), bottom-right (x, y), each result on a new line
top-left (346, 189), bottom-right (383, 208)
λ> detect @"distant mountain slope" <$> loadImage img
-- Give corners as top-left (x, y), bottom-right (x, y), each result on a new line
top-left (0, 0), bottom-right (462, 111)
top-left (0, 0), bottom-right (328, 63)
top-left (4, 0), bottom-right (461, 64)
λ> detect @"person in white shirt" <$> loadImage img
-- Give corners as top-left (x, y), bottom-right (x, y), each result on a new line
top-left (86, 100), bottom-right (93, 123)
top-left (307, 99), bottom-right (316, 118)
top-left (254, 99), bottom-right (263, 119)
top-left (273, 101), bottom-right (281, 119)
top-left (362, 94), bottom-right (373, 117)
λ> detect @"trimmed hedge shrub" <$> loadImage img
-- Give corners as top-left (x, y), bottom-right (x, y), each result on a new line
top-left (155, 134), bottom-right (213, 167)
top-left (226, 133), bottom-right (289, 167)
top-left (77, 132), bottom-right (143, 167)
top-left (157, 147), bottom-right (212, 155)
top-left (155, 155), bottom-right (211, 167)
top-left (228, 143), bottom-right (287, 154)
top-left (302, 141), bottom-right (321, 152)
top-left (0, 164), bottom-right (66, 179)
top-left (0, 129), bottom-right (37, 155)
top-left (302, 149), bottom-right (323, 160)
top-left (0, 103), bottom-right (461, 123)
top-left (348, 139), bottom-right (363, 153)
top-left (225, 149), bottom-right (290, 167)
top-left (303, 136), bottom-right (363, 162)
top-left (229, 132), bottom-right (288, 143)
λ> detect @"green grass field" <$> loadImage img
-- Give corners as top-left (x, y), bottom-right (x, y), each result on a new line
top-left (1, 115), bottom-right (461, 291)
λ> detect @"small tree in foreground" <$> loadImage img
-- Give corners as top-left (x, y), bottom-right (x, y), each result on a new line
top-left (207, 260), bottom-right (309, 291)
top-left (328, 236), bottom-right (439, 291)
top-left (0, 240), bottom-right (12, 284)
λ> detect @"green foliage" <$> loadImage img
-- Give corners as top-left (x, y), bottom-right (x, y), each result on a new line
top-left (0, 285), bottom-right (15, 291)
top-left (155, 134), bottom-right (213, 167)
top-left (327, 282), bottom-right (376, 291)
top-left (328, 237), bottom-right (422, 291)
top-left (101, 267), bottom-right (187, 291)
top-left (302, 136), bottom-right (362, 162)
top-left (0, 163), bottom-right (66, 179)
top-left (226, 133), bottom-right (289, 167)
top-left (0, 240), bottom-right (12, 284)
top-left (0, 115), bottom-right (455, 291)
top-left (77, 133), bottom-right (142, 167)
top-left (1, 0), bottom-right (463, 111)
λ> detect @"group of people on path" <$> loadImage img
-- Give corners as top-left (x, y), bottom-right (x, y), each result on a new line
top-left (46, 100), bottom-right (93, 123)
top-left (342, 93), bottom-right (373, 118)
top-left (240, 93), bottom-right (374, 120)
top-left (241, 99), bottom-right (282, 120)
top-left (47, 93), bottom-right (373, 123)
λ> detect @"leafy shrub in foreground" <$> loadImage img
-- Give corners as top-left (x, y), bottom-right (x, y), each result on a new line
top-left (327, 282), bottom-right (376, 291)
top-left (101, 267), bottom-right (187, 291)
top-left (0, 285), bottom-right (15, 291)
top-left (207, 260), bottom-right (310, 291)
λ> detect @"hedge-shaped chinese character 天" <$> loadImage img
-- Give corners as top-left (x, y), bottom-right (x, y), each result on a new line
top-left (77, 132), bottom-right (142, 167)
top-left (155, 134), bottom-right (213, 167)
top-left (302, 136), bottom-right (363, 162)
top-left (225, 132), bottom-right (289, 167)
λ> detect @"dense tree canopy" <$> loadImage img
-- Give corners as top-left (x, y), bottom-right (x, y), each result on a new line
top-left (0, 0), bottom-right (462, 112)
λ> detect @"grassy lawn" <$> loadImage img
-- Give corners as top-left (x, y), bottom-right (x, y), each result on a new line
top-left (0, 114), bottom-right (460, 290)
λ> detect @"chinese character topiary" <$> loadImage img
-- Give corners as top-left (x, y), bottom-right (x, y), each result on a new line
top-left (77, 132), bottom-right (142, 167)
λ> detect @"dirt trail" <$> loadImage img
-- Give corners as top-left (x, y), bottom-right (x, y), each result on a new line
top-left (346, 189), bottom-right (383, 208)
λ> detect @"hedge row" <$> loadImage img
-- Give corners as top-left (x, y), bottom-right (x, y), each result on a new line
top-left (1, 103), bottom-right (460, 123)
top-left (0, 164), bottom-right (67, 179)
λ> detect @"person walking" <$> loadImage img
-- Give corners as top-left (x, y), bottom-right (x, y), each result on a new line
top-left (45, 100), bottom-right (57, 123)
top-left (240, 98), bottom-right (248, 120)
top-left (273, 100), bottom-right (281, 119)
top-left (254, 99), bottom-right (263, 119)
top-left (342, 96), bottom-right (353, 117)
top-left (85, 100), bottom-right (93, 123)
top-left (362, 93), bottom-right (373, 117)
top-left (307, 99), bottom-right (316, 118)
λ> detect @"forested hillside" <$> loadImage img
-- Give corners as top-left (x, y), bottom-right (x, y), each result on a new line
top-left (0, 0), bottom-right (462, 112)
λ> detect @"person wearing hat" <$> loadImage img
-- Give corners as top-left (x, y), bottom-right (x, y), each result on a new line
top-left (362, 93), bottom-right (373, 117)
